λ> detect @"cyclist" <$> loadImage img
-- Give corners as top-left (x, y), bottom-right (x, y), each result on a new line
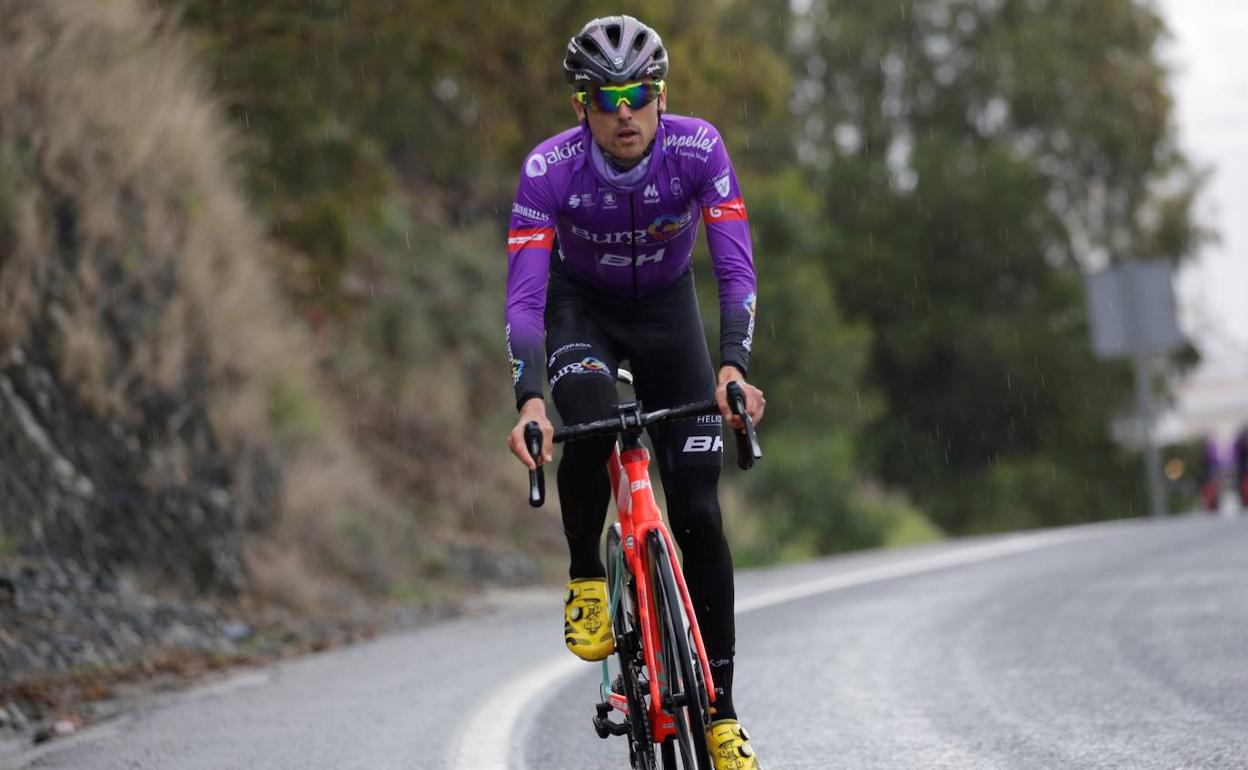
top-left (504, 15), bottom-right (765, 769)
top-left (1233, 426), bottom-right (1248, 508)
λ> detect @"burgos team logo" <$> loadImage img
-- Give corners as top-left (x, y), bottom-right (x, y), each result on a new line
top-left (549, 356), bottom-right (613, 388)
top-left (510, 358), bottom-right (524, 384)
top-left (744, 292), bottom-right (757, 318)
top-left (646, 213), bottom-right (691, 241)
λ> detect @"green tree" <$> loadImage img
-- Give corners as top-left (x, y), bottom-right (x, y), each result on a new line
top-left (783, 0), bottom-right (1205, 532)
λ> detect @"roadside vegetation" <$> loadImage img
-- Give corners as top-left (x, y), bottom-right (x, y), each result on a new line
top-left (1, 0), bottom-right (1205, 613)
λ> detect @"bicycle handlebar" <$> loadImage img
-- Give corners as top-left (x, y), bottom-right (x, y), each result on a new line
top-left (552, 399), bottom-right (718, 443)
top-left (526, 381), bottom-right (762, 508)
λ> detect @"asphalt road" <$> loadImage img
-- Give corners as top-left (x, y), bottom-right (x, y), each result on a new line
top-left (7, 515), bottom-right (1247, 769)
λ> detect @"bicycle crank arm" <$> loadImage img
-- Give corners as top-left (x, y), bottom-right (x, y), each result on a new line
top-left (593, 701), bottom-right (632, 739)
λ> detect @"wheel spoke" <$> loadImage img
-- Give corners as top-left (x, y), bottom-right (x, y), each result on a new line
top-left (650, 531), bottom-right (711, 770)
top-left (607, 525), bottom-right (657, 770)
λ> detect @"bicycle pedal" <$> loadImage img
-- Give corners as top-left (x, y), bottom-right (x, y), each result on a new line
top-left (592, 711), bottom-right (632, 739)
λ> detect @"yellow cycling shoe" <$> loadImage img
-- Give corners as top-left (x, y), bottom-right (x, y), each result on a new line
top-left (705, 719), bottom-right (761, 770)
top-left (563, 577), bottom-right (614, 661)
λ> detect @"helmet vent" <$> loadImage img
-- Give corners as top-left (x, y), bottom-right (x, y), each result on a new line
top-left (633, 33), bottom-right (648, 51)
top-left (606, 23), bottom-right (621, 47)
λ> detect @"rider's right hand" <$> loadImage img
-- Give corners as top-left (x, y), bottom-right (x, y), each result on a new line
top-left (508, 397), bottom-right (554, 470)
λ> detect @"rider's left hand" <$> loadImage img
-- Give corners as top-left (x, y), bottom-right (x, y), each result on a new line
top-left (715, 366), bottom-right (765, 431)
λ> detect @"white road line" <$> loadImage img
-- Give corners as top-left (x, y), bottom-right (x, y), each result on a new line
top-left (448, 656), bottom-right (583, 770)
top-left (447, 524), bottom-right (1116, 770)
top-left (734, 527), bottom-right (1106, 612)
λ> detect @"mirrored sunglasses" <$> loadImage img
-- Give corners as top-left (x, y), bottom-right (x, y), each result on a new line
top-left (576, 80), bottom-right (665, 114)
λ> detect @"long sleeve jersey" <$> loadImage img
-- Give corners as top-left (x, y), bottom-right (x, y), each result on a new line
top-left (504, 114), bottom-right (757, 408)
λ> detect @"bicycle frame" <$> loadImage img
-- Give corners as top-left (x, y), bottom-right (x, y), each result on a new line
top-left (605, 441), bottom-right (716, 745)
top-left (523, 380), bottom-right (760, 764)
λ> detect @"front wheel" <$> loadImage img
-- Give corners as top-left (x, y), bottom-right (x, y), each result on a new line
top-left (607, 525), bottom-right (657, 770)
top-left (649, 530), bottom-right (712, 770)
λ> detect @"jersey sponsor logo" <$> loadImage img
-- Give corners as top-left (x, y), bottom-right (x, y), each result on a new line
top-left (581, 193), bottom-right (595, 207)
top-left (663, 125), bottom-right (720, 159)
top-left (702, 198), bottom-right (747, 223)
top-left (566, 214), bottom-right (692, 247)
top-left (643, 183), bottom-right (660, 204)
top-left (600, 248), bottom-right (665, 267)
top-left (550, 356), bottom-right (613, 388)
top-left (507, 226), bottom-right (555, 253)
top-left (646, 212), bottom-right (692, 241)
top-left (695, 414), bottom-right (723, 425)
top-left (569, 225), bottom-right (645, 245)
top-left (511, 203), bottom-right (550, 222)
top-left (714, 171), bottom-right (731, 199)
top-left (568, 194), bottom-right (580, 208)
top-left (505, 324), bottom-right (525, 385)
top-left (548, 341), bottom-right (592, 366)
top-left (670, 177), bottom-right (683, 198)
top-left (526, 138), bottom-right (584, 178)
top-left (683, 435), bottom-right (724, 453)
top-left (743, 291), bottom-right (757, 352)
top-left (602, 191), bottom-right (618, 209)
top-left (525, 154), bottom-right (547, 177)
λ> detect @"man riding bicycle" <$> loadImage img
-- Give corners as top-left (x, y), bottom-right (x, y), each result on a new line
top-left (505, 15), bottom-right (765, 769)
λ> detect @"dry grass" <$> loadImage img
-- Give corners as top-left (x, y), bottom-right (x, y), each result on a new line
top-left (0, 0), bottom-right (433, 607)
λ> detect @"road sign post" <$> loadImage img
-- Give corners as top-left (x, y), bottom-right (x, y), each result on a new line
top-left (1085, 261), bottom-right (1184, 519)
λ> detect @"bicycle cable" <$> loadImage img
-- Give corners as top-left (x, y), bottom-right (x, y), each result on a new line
top-left (601, 543), bottom-right (627, 702)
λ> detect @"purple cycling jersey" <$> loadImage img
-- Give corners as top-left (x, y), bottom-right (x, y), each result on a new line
top-left (505, 114), bottom-right (757, 406)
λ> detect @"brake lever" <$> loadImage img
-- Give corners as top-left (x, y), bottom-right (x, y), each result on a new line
top-left (725, 381), bottom-right (762, 470)
top-left (524, 421), bottom-right (545, 507)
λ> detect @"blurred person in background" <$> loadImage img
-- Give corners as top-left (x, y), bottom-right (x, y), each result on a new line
top-left (1232, 427), bottom-right (1248, 508)
top-left (503, 14), bottom-right (766, 769)
top-left (1197, 435), bottom-right (1222, 512)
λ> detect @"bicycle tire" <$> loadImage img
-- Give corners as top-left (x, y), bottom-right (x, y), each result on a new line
top-left (607, 525), bottom-right (657, 770)
top-left (648, 530), bottom-right (712, 770)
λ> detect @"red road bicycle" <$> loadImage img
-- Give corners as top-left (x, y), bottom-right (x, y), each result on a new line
top-left (526, 372), bottom-right (761, 770)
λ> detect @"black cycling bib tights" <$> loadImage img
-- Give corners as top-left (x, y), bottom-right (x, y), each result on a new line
top-left (545, 260), bottom-right (739, 719)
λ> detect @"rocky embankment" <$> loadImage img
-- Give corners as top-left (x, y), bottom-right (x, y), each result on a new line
top-left (0, 555), bottom-right (444, 752)
top-left (0, 0), bottom-right (405, 751)
top-left (0, 557), bottom-right (240, 748)
top-left (0, 1), bottom-right (547, 755)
